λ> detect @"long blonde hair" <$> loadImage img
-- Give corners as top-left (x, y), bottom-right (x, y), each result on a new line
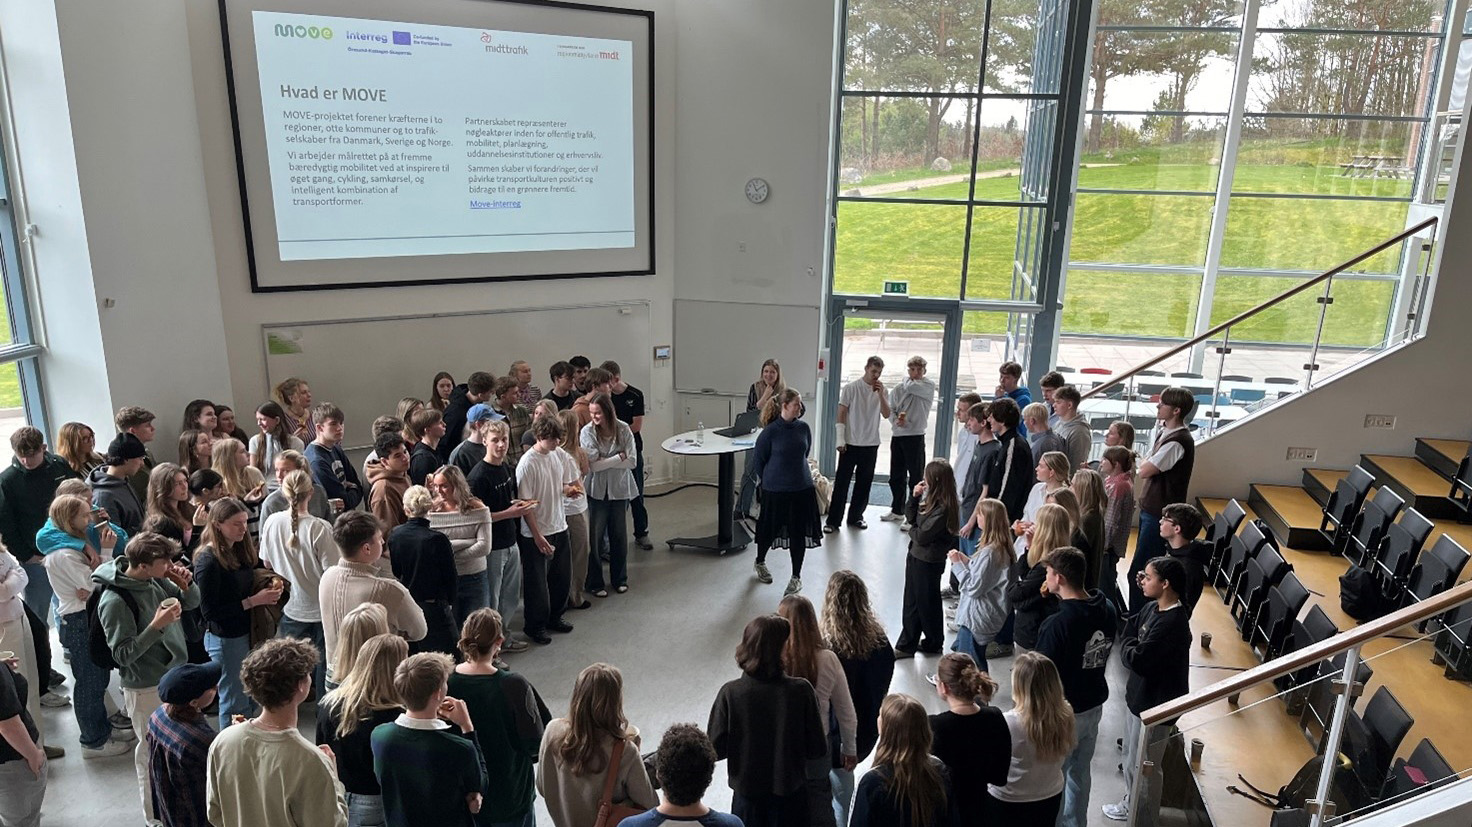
top-left (974, 498), bottom-right (1015, 571)
top-left (56, 422), bottom-right (104, 477)
top-left (1028, 504), bottom-right (1071, 567)
top-left (557, 410), bottom-right (584, 460)
top-left (1038, 451), bottom-right (1072, 487)
top-left (873, 694), bottom-right (946, 826)
top-left (1011, 651), bottom-right (1075, 762)
top-left (919, 459), bottom-right (959, 534)
top-left (281, 470), bottom-right (314, 550)
top-left (1072, 469), bottom-right (1108, 519)
top-left (1047, 488), bottom-right (1081, 530)
top-left (821, 571), bottom-right (889, 660)
top-left (321, 633), bottom-right (407, 739)
top-left (48, 495), bottom-right (92, 541)
top-left (210, 438), bottom-right (254, 499)
top-left (558, 663), bottom-right (630, 776)
top-left (778, 594), bottom-right (826, 686)
top-left (430, 466), bottom-right (478, 514)
top-left (332, 604), bottom-right (390, 682)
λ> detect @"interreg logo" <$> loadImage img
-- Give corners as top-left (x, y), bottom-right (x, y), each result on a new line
top-left (273, 22), bottom-right (333, 40)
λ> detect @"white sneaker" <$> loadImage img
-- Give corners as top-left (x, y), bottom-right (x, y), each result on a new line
top-left (112, 726), bottom-right (137, 742)
top-left (899, 519), bottom-right (911, 532)
top-left (82, 739), bottom-right (132, 759)
top-left (754, 562), bottom-right (773, 584)
top-left (40, 691), bottom-right (71, 708)
top-left (784, 577), bottom-right (802, 596)
top-left (879, 511), bottom-right (904, 522)
top-left (1102, 799), bottom-right (1130, 821)
top-left (947, 622), bottom-right (959, 633)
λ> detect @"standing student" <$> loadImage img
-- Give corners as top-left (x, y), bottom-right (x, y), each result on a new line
top-left (306, 404), bottom-right (365, 513)
top-left (544, 362), bottom-right (578, 412)
top-left (449, 609), bottom-right (545, 827)
top-left (604, 361), bottom-right (654, 550)
top-left (1020, 451), bottom-right (1072, 531)
top-left (207, 638), bottom-right (348, 827)
top-left (1008, 504), bottom-right (1066, 652)
top-left (737, 359), bottom-right (787, 521)
top-left (516, 416), bottom-right (577, 645)
top-left (1050, 387), bottom-right (1091, 471)
top-left (195, 498), bottom-right (280, 729)
top-left (55, 421), bottom-right (105, 478)
top-left (493, 377), bottom-right (533, 468)
top-left (147, 662), bottom-right (221, 827)
top-left (820, 571), bottom-right (894, 826)
top-left (248, 402), bottom-right (305, 490)
top-left (261, 449), bottom-right (333, 525)
top-left (93, 532), bottom-right (202, 826)
top-left (980, 398), bottom-right (1034, 523)
top-left (995, 362), bottom-right (1032, 439)
top-left (928, 654), bottom-right (1010, 825)
top-left (949, 392), bottom-right (983, 497)
top-left (388, 487), bottom-right (460, 656)
top-left (568, 356), bottom-right (593, 394)
top-left (571, 368), bottom-right (614, 429)
top-left (427, 467), bottom-right (493, 628)
top-left (0, 542), bottom-right (51, 771)
top-left (581, 394), bottom-right (637, 597)
top-left (466, 421), bottom-right (533, 653)
top-left (210, 439), bottom-right (268, 536)
top-left (1103, 556), bottom-right (1191, 823)
top-left (1, 426), bottom-right (77, 620)
top-left (259, 470), bottom-right (340, 701)
top-left (178, 429), bottom-right (214, 476)
top-left (1033, 547), bottom-right (1116, 827)
top-left (1098, 447), bottom-right (1135, 613)
top-left (448, 405), bottom-right (504, 475)
top-left (397, 399), bottom-right (426, 449)
top-left (894, 460), bottom-right (960, 659)
top-left (826, 356), bottom-right (889, 533)
top-left (440, 372), bottom-right (496, 465)
top-left (708, 615), bottom-right (826, 827)
top-left (272, 377), bottom-right (317, 443)
top-left (146, 463), bottom-right (199, 552)
top-left (1022, 404), bottom-right (1067, 460)
top-left (320, 512), bottom-right (428, 680)
top-left (1038, 372), bottom-right (1066, 427)
top-left (117, 406), bottom-right (160, 504)
top-left (751, 389), bottom-right (823, 597)
top-left (366, 433), bottom-right (412, 534)
top-left (431, 372), bottom-right (455, 413)
top-left (407, 409), bottom-right (447, 487)
top-left (956, 403), bottom-right (996, 561)
top-left (372, 653), bottom-right (488, 827)
top-left (325, 604), bottom-right (390, 693)
top-left (779, 595), bottom-right (857, 827)
top-left (510, 360), bottom-right (543, 408)
top-left (91, 433), bottom-right (149, 535)
top-left (0, 652), bottom-right (46, 827)
top-left (1127, 389), bottom-right (1196, 614)
top-left (362, 416), bottom-right (405, 484)
top-left (883, 356), bottom-right (937, 525)
top-left (987, 652), bottom-right (1075, 825)
top-left (852, 694), bottom-right (957, 827)
top-left (215, 407), bottom-right (250, 447)
top-left (946, 498), bottom-right (1013, 672)
top-left (316, 633), bottom-right (408, 827)
top-left (1071, 470), bottom-right (1109, 591)
top-left (557, 409), bottom-right (593, 612)
top-left (182, 400), bottom-right (218, 436)
top-left (537, 663), bottom-right (657, 827)
top-left (622, 723), bottom-right (743, 827)
top-left (1158, 503), bottom-right (1211, 611)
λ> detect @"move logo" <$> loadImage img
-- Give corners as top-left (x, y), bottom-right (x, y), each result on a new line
top-left (273, 23), bottom-right (334, 40)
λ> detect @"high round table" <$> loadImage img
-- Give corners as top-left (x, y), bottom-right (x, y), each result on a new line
top-left (661, 428), bottom-right (756, 554)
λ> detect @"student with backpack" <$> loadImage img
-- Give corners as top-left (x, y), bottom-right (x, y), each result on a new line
top-left (92, 531), bottom-right (201, 826)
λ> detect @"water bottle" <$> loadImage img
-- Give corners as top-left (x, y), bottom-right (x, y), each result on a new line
top-left (696, 421), bottom-right (705, 446)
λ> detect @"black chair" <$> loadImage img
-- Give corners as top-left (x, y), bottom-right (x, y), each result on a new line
top-left (1233, 546), bottom-right (1288, 636)
top-left (1299, 656), bottom-right (1373, 742)
top-left (1137, 369), bottom-right (1165, 377)
top-left (1217, 521), bottom-right (1272, 602)
top-left (1276, 604), bottom-right (1339, 703)
top-left (1265, 376), bottom-right (1299, 385)
top-left (1137, 382), bottom-right (1169, 398)
top-left (1321, 466), bottom-right (1376, 550)
top-left (1371, 508), bottom-right (1433, 589)
top-left (1402, 536), bottom-right (1471, 629)
top-left (1220, 374), bottom-right (1254, 382)
top-left (1170, 371), bottom-right (1204, 379)
top-left (1433, 601), bottom-right (1472, 681)
top-left (1255, 573), bottom-right (1310, 659)
top-left (1381, 739), bottom-right (1456, 807)
top-left (1360, 686), bottom-right (1415, 798)
top-left (1450, 448), bottom-right (1472, 523)
top-left (1342, 487), bottom-right (1406, 565)
top-left (1205, 499), bottom-right (1248, 581)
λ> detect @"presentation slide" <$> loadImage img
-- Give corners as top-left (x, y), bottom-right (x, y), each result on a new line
top-left (220, 0), bottom-right (653, 291)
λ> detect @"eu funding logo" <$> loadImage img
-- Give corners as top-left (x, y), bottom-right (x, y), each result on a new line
top-left (392, 31), bottom-right (411, 46)
top-left (273, 23), bottom-right (333, 40)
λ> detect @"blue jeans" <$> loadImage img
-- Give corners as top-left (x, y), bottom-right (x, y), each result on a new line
top-left (455, 571), bottom-right (490, 631)
top-left (485, 545), bottom-right (522, 619)
top-left (60, 610), bottom-right (111, 748)
top-left (20, 561), bottom-right (51, 628)
top-left (1058, 704), bottom-right (1103, 827)
top-left (830, 767), bottom-right (855, 827)
top-left (1130, 512), bottom-right (1164, 613)
top-left (205, 632), bottom-right (256, 729)
top-left (346, 792), bottom-right (385, 827)
top-left (277, 616), bottom-right (325, 701)
top-left (952, 625), bottom-right (989, 674)
top-left (586, 497), bottom-right (629, 591)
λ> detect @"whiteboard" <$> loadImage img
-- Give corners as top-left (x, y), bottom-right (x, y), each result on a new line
top-left (262, 301), bottom-right (650, 449)
top-left (673, 299), bottom-right (820, 397)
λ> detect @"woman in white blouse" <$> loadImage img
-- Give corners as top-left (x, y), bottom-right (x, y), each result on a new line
top-left (578, 394), bottom-right (637, 596)
top-left (257, 470), bottom-right (340, 699)
top-left (779, 593), bottom-right (857, 827)
top-left (427, 465), bottom-right (493, 628)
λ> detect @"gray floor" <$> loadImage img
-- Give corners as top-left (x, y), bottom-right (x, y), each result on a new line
top-left (32, 485), bottom-right (1130, 826)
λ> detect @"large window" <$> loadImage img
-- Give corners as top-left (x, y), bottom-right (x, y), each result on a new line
top-left (0, 111), bottom-right (48, 465)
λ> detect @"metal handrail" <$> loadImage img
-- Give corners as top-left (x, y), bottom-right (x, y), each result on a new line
top-left (1079, 216), bottom-right (1439, 401)
top-left (1141, 578), bottom-right (1472, 726)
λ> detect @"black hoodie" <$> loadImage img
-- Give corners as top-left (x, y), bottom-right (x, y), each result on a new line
top-left (0, 453), bottom-right (78, 562)
top-left (1122, 601), bottom-right (1192, 717)
top-left (89, 464), bottom-right (144, 536)
top-left (438, 384), bottom-right (472, 463)
top-left (1035, 591), bottom-right (1119, 713)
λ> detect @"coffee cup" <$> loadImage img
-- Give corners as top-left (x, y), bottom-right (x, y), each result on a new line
top-left (1200, 632), bottom-right (1212, 650)
top-left (160, 597), bottom-right (180, 612)
top-left (0, 651), bottom-right (14, 661)
top-left (1190, 738), bottom-right (1204, 768)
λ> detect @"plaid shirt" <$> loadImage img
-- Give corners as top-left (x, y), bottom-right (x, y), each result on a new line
top-left (148, 706), bottom-right (216, 827)
top-left (499, 403), bottom-right (532, 467)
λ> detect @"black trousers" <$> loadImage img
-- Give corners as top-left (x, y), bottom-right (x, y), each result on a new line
top-left (409, 601), bottom-right (458, 657)
top-left (826, 445), bottom-right (878, 527)
top-left (987, 792), bottom-right (1062, 826)
top-left (517, 530), bottom-right (571, 634)
top-left (896, 555), bottom-right (945, 653)
top-left (23, 603), bottom-right (50, 686)
top-left (887, 434), bottom-right (927, 514)
top-left (732, 790), bottom-right (808, 827)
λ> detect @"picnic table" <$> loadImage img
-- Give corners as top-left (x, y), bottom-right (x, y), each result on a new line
top-left (1339, 154), bottom-right (1411, 179)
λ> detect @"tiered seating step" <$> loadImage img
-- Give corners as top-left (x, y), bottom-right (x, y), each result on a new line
top-left (1195, 497), bottom-right (1259, 530)
top-left (1249, 484), bottom-right (1331, 550)
top-left (1359, 454), bottom-right (1458, 519)
top-left (1301, 468), bottom-right (1346, 508)
top-left (1414, 438), bottom-right (1469, 480)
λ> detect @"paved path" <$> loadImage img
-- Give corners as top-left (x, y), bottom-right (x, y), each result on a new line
top-left (848, 163), bottom-right (1122, 196)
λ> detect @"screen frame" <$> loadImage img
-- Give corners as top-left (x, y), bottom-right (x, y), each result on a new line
top-left (218, 0), bottom-right (656, 293)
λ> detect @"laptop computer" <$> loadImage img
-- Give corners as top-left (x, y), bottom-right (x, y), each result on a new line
top-left (714, 409), bottom-right (762, 438)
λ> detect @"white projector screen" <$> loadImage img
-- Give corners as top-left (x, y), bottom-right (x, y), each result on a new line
top-left (219, 0), bottom-right (654, 292)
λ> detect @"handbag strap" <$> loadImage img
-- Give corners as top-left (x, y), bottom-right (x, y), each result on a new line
top-left (599, 737), bottom-right (627, 809)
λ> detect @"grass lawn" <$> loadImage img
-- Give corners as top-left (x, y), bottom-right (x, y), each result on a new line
top-left (834, 151), bottom-right (1411, 346)
top-left (0, 286), bottom-right (22, 409)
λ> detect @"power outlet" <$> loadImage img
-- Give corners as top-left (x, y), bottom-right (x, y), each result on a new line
top-left (1364, 414), bottom-right (1396, 429)
top-left (1286, 447), bottom-right (1317, 462)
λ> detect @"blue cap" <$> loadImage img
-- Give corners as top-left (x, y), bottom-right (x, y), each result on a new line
top-left (157, 661), bottom-right (222, 704)
top-left (467, 403), bottom-right (505, 423)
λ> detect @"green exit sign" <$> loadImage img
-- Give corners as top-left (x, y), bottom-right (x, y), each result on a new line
top-left (883, 280), bottom-right (909, 296)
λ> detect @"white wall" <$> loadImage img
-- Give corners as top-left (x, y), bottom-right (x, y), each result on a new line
top-left (0, 0), bottom-right (839, 483)
top-left (1190, 113), bottom-right (1472, 499)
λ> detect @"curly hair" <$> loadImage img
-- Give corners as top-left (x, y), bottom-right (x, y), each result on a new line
top-left (241, 638), bottom-right (320, 710)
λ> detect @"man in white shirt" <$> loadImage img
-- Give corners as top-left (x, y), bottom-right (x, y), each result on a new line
top-left (881, 356), bottom-right (938, 528)
top-left (949, 392), bottom-right (983, 494)
top-left (516, 416), bottom-right (578, 645)
top-left (1127, 387), bottom-right (1197, 613)
top-left (826, 356), bottom-right (889, 533)
top-left (1051, 385), bottom-right (1093, 471)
